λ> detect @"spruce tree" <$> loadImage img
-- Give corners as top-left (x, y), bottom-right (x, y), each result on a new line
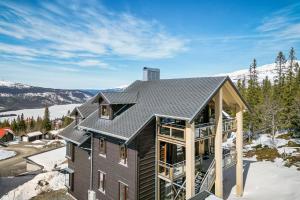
top-left (42, 105), bottom-right (52, 133)
top-left (275, 51), bottom-right (286, 87)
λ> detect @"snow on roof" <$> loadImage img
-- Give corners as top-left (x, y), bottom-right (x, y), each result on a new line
top-left (205, 195), bottom-right (222, 200)
top-left (0, 127), bottom-right (14, 138)
top-left (49, 128), bottom-right (64, 135)
top-left (25, 131), bottom-right (43, 137)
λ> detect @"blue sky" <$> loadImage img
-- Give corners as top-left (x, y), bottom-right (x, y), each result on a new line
top-left (1, 0), bottom-right (300, 89)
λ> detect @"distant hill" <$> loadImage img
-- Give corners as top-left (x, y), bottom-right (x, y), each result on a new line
top-left (0, 81), bottom-right (93, 112)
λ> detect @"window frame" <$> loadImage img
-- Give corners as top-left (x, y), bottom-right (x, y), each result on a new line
top-left (66, 172), bottom-right (74, 191)
top-left (98, 170), bottom-right (106, 194)
top-left (99, 138), bottom-right (106, 157)
top-left (118, 181), bottom-right (128, 200)
top-left (66, 142), bottom-right (74, 161)
top-left (119, 145), bottom-right (128, 166)
top-left (100, 105), bottom-right (110, 119)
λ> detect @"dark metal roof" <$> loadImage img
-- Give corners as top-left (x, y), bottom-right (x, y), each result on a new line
top-left (77, 95), bottom-right (98, 118)
top-left (58, 121), bottom-right (90, 145)
top-left (96, 91), bottom-right (138, 105)
top-left (79, 76), bottom-right (229, 140)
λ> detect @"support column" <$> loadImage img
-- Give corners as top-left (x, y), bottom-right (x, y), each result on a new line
top-left (236, 108), bottom-right (244, 196)
top-left (155, 116), bottom-right (160, 200)
top-left (185, 122), bottom-right (195, 199)
top-left (214, 88), bottom-right (223, 198)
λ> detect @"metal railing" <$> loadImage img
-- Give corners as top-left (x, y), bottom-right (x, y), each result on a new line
top-left (223, 119), bottom-right (237, 132)
top-left (195, 123), bottom-right (215, 139)
top-left (158, 160), bottom-right (186, 180)
top-left (159, 124), bottom-right (185, 141)
top-left (199, 159), bottom-right (216, 193)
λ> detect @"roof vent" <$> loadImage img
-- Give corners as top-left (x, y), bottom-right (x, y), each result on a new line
top-left (143, 67), bottom-right (160, 81)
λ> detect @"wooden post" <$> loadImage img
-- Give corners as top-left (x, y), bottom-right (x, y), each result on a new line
top-left (214, 88), bottom-right (223, 198)
top-left (236, 108), bottom-right (243, 196)
top-left (185, 122), bottom-right (195, 199)
top-left (156, 116), bottom-right (160, 200)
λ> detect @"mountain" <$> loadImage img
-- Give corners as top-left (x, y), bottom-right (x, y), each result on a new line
top-left (218, 60), bottom-right (300, 83)
top-left (0, 81), bottom-right (93, 112)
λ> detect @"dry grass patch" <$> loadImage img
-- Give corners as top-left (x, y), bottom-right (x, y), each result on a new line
top-left (276, 132), bottom-right (293, 140)
top-left (244, 146), bottom-right (280, 162)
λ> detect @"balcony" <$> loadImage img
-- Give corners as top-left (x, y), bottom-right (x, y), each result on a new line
top-left (223, 118), bottom-right (237, 133)
top-left (158, 123), bottom-right (185, 142)
top-left (195, 118), bottom-right (237, 140)
top-left (158, 156), bottom-right (203, 181)
top-left (158, 160), bottom-right (186, 180)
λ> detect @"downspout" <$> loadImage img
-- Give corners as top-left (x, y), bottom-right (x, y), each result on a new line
top-left (89, 132), bottom-right (93, 190)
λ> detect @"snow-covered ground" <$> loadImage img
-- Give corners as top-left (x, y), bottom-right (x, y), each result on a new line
top-left (0, 104), bottom-right (80, 122)
top-left (0, 171), bottom-right (65, 200)
top-left (228, 158), bottom-right (300, 200)
top-left (0, 149), bottom-right (16, 161)
top-left (27, 147), bottom-right (66, 171)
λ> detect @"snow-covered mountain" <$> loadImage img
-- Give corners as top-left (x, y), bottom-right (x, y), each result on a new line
top-left (218, 60), bottom-right (300, 83)
top-left (0, 81), bottom-right (93, 112)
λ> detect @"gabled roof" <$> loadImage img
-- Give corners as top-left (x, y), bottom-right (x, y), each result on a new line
top-left (79, 76), bottom-right (241, 141)
top-left (96, 92), bottom-right (138, 105)
top-left (0, 127), bottom-right (14, 138)
top-left (58, 121), bottom-right (90, 145)
top-left (70, 95), bottom-right (98, 118)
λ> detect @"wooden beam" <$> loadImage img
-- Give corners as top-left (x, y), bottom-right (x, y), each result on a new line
top-left (215, 88), bottom-right (223, 198)
top-left (236, 108), bottom-right (244, 196)
top-left (185, 122), bottom-right (195, 199)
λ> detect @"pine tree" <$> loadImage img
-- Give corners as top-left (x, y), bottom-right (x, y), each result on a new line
top-left (42, 106), bottom-right (52, 133)
top-left (18, 113), bottom-right (26, 133)
top-left (275, 51), bottom-right (287, 87)
top-left (29, 116), bottom-right (35, 131)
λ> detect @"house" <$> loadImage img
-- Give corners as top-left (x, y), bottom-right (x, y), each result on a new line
top-left (59, 67), bottom-right (249, 200)
top-left (22, 131), bottom-right (44, 142)
top-left (0, 127), bottom-right (14, 142)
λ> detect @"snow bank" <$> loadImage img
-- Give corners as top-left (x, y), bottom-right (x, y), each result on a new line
top-left (0, 149), bottom-right (16, 160)
top-left (206, 195), bottom-right (222, 200)
top-left (0, 104), bottom-right (81, 122)
top-left (251, 134), bottom-right (288, 148)
top-left (0, 171), bottom-right (65, 200)
top-left (27, 147), bottom-right (66, 171)
top-left (277, 147), bottom-right (298, 155)
top-left (228, 159), bottom-right (300, 200)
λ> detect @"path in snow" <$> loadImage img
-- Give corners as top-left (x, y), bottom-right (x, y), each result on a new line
top-left (225, 158), bottom-right (300, 200)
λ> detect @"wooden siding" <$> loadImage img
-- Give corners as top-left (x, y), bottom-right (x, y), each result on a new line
top-left (135, 119), bottom-right (156, 200)
top-left (92, 136), bottom-right (138, 200)
top-left (68, 144), bottom-right (91, 200)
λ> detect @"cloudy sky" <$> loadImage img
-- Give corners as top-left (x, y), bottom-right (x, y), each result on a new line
top-left (1, 0), bottom-right (300, 89)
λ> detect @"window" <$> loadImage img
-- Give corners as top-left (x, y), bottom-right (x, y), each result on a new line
top-left (66, 142), bottom-right (74, 161)
top-left (100, 105), bottom-right (110, 119)
top-left (119, 145), bottom-right (128, 165)
top-left (99, 138), bottom-right (106, 156)
top-left (119, 182), bottom-right (128, 200)
top-left (98, 171), bottom-right (106, 193)
top-left (66, 172), bottom-right (74, 191)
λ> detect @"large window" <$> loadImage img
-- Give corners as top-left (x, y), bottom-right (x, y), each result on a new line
top-left (119, 182), bottom-right (128, 200)
top-left (98, 171), bottom-right (106, 193)
top-left (66, 172), bottom-right (74, 191)
top-left (100, 105), bottom-right (110, 119)
top-left (66, 142), bottom-right (74, 161)
top-left (99, 138), bottom-right (106, 156)
top-left (119, 145), bottom-right (128, 165)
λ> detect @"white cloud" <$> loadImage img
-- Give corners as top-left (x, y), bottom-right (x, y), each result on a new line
top-left (0, 1), bottom-right (187, 63)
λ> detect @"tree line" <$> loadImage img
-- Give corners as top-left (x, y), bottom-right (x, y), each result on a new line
top-left (0, 105), bottom-right (73, 136)
top-left (237, 47), bottom-right (300, 136)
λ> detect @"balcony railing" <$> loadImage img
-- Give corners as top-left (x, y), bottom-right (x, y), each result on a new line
top-left (223, 119), bottom-right (237, 133)
top-left (158, 160), bottom-right (186, 180)
top-left (158, 123), bottom-right (185, 141)
top-left (195, 118), bottom-right (237, 139)
top-left (158, 156), bottom-right (202, 181)
top-left (195, 123), bottom-right (215, 139)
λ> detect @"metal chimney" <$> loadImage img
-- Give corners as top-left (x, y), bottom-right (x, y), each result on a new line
top-left (143, 67), bottom-right (160, 81)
